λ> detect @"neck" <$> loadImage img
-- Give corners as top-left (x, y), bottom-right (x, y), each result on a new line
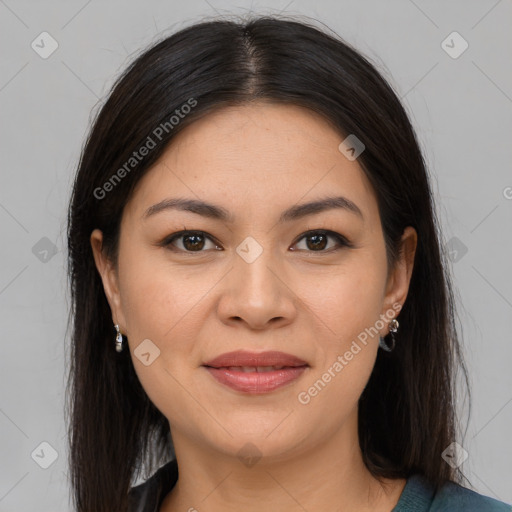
top-left (160, 412), bottom-right (406, 512)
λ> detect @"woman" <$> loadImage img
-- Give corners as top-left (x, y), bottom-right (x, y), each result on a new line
top-left (66, 15), bottom-right (511, 512)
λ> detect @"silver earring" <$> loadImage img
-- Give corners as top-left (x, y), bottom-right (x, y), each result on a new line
top-left (114, 324), bottom-right (123, 353)
top-left (379, 318), bottom-right (399, 352)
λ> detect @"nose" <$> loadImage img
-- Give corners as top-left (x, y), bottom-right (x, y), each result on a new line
top-left (216, 245), bottom-right (297, 331)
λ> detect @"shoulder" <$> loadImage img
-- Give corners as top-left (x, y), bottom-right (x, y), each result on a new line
top-left (431, 479), bottom-right (511, 512)
top-left (127, 459), bottom-right (179, 512)
top-left (394, 473), bottom-right (511, 512)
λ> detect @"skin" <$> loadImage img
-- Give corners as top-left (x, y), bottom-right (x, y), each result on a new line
top-left (91, 102), bottom-right (417, 512)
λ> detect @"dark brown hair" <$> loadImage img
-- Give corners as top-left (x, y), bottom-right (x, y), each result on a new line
top-left (66, 14), bottom-right (469, 511)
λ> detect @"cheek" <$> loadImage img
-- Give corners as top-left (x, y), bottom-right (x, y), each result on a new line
top-left (296, 342), bottom-right (376, 444)
top-left (117, 250), bottom-right (226, 387)
top-left (118, 248), bottom-right (203, 341)
top-left (297, 257), bottom-right (387, 343)
top-left (116, 255), bottom-right (208, 421)
top-left (295, 267), bottom-right (382, 430)
top-left (293, 252), bottom-right (386, 414)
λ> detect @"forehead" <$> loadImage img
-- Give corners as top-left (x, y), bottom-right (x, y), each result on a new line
top-left (124, 102), bottom-right (379, 225)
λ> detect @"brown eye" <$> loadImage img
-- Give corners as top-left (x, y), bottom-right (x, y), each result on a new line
top-left (291, 230), bottom-right (351, 252)
top-left (182, 233), bottom-right (205, 251)
top-left (164, 231), bottom-right (221, 253)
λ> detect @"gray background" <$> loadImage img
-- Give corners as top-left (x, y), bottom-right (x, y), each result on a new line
top-left (1, 0), bottom-right (511, 510)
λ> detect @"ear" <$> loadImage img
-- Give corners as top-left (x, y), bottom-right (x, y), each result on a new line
top-left (90, 229), bottom-right (127, 333)
top-left (381, 226), bottom-right (417, 333)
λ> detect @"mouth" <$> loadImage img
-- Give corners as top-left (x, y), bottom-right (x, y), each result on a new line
top-left (203, 349), bottom-right (308, 368)
top-left (203, 366), bottom-right (308, 393)
top-left (202, 351), bottom-right (309, 394)
top-left (215, 365), bottom-right (303, 372)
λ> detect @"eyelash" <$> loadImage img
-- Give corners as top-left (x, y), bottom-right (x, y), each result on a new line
top-left (161, 229), bottom-right (353, 254)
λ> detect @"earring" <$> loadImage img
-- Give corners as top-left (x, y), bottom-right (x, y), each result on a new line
top-left (114, 324), bottom-right (123, 353)
top-left (379, 318), bottom-right (399, 352)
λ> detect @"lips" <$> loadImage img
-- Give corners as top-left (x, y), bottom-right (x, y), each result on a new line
top-left (224, 366), bottom-right (289, 372)
top-left (203, 350), bottom-right (308, 369)
top-left (202, 350), bottom-right (309, 394)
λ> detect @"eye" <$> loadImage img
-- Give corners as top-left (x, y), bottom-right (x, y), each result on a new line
top-left (291, 230), bottom-right (352, 253)
top-left (161, 229), bottom-right (352, 254)
top-left (163, 230), bottom-right (222, 253)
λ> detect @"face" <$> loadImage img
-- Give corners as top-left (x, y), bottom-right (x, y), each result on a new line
top-left (91, 102), bottom-right (416, 463)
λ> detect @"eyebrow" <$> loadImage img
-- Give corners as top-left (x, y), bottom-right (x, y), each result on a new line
top-left (142, 195), bottom-right (363, 223)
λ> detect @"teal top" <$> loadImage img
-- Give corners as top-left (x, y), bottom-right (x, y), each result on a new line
top-left (128, 458), bottom-right (511, 512)
top-left (391, 473), bottom-right (511, 511)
